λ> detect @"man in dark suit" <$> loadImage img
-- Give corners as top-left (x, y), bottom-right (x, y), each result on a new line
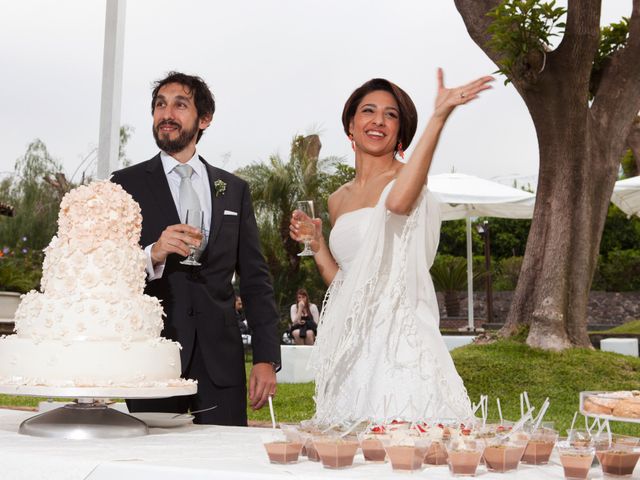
top-left (111, 72), bottom-right (280, 425)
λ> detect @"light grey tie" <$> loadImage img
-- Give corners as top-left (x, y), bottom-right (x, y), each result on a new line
top-left (174, 164), bottom-right (202, 223)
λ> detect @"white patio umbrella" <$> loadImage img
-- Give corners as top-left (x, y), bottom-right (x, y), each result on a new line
top-left (428, 173), bottom-right (536, 330)
top-left (612, 176), bottom-right (640, 217)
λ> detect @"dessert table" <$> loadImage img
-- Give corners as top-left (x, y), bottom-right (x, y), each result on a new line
top-left (0, 408), bottom-right (632, 480)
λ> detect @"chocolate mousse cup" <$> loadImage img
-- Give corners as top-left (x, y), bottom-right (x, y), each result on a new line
top-left (263, 441), bottom-right (304, 464)
top-left (521, 429), bottom-right (558, 465)
top-left (385, 445), bottom-right (429, 472)
top-left (381, 435), bottom-right (431, 472)
top-left (557, 442), bottom-right (595, 480)
top-left (596, 447), bottom-right (640, 477)
top-left (358, 433), bottom-right (387, 463)
top-left (424, 440), bottom-right (449, 465)
top-left (313, 436), bottom-right (360, 469)
top-left (482, 435), bottom-right (529, 473)
top-left (445, 437), bottom-right (485, 477)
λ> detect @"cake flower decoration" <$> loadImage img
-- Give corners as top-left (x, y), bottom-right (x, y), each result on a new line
top-left (214, 179), bottom-right (226, 197)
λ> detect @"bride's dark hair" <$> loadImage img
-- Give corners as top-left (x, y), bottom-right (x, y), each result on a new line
top-left (341, 78), bottom-right (418, 154)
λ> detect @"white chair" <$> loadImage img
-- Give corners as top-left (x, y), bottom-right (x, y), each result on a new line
top-left (442, 335), bottom-right (476, 351)
top-left (600, 338), bottom-right (639, 357)
top-left (276, 345), bottom-right (315, 383)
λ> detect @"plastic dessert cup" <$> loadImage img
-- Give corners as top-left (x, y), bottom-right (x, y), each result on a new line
top-left (445, 436), bottom-right (485, 477)
top-left (312, 435), bottom-right (359, 469)
top-left (557, 442), bottom-right (595, 480)
top-left (482, 433), bottom-right (529, 473)
top-left (566, 429), bottom-right (592, 448)
top-left (521, 429), bottom-right (558, 465)
top-left (596, 444), bottom-right (640, 477)
top-left (381, 435), bottom-right (431, 472)
top-left (358, 431), bottom-right (388, 463)
top-left (297, 420), bottom-right (322, 460)
top-left (262, 430), bottom-right (304, 464)
top-left (424, 440), bottom-right (449, 465)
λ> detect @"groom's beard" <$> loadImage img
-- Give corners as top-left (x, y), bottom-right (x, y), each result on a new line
top-left (153, 118), bottom-right (199, 154)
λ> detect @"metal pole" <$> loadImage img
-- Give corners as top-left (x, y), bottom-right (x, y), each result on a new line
top-left (97, 0), bottom-right (126, 180)
top-left (466, 217), bottom-right (474, 331)
top-left (483, 221), bottom-right (494, 324)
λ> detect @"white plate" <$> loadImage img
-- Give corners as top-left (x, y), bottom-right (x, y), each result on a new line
top-left (130, 412), bottom-right (195, 428)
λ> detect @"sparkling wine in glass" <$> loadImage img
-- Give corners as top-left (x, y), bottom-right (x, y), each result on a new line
top-left (296, 200), bottom-right (315, 257)
top-left (180, 209), bottom-right (204, 266)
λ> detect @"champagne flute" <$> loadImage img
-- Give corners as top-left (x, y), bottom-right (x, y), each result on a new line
top-left (295, 200), bottom-right (315, 257)
top-left (180, 209), bottom-right (204, 266)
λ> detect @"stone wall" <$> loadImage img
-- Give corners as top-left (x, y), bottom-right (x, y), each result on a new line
top-left (437, 291), bottom-right (640, 330)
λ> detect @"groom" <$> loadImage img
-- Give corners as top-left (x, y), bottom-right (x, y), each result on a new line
top-left (111, 72), bottom-right (280, 425)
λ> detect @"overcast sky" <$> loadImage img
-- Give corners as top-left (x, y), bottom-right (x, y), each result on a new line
top-left (0, 1), bottom-right (632, 185)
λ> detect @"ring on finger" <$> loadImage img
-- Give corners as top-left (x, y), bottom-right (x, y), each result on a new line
top-left (460, 92), bottom-right (466, 99)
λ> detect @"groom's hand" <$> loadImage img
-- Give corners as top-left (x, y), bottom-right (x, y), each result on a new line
top-left (151, 224), bottom-right (202, 264)
top-left (249, 362), bottom-right (277, 410)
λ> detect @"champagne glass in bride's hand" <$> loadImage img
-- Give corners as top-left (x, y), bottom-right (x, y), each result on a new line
top-left (295, 200), bottom-right (315, 257)
top-left (180, 209), bottom-right (204, 266)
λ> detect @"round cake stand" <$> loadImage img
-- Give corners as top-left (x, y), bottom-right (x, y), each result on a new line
top-left (0, 383), bottom-right (197, 439)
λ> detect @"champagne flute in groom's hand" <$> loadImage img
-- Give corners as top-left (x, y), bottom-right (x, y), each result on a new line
top-left (180, 209), bottom-right (204, 266)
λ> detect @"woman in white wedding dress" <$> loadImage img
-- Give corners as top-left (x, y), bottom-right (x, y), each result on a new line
top-left (290, 71), bottom-right (493, 424)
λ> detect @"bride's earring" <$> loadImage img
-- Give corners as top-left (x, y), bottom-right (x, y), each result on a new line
top-left (397, 141), bottom-right (405, 159)
top-left (349, 134), bottom-right (356, 152)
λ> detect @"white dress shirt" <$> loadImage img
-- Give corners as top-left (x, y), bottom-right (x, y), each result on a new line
top-left (145, 150), bottom-right (212, 280)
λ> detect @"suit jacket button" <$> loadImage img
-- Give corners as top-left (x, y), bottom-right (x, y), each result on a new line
top-left (188, 308), bottom-right (194, 316)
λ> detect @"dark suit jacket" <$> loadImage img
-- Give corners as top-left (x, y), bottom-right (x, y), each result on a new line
top-left (111, 154), bottom-right (280, 388)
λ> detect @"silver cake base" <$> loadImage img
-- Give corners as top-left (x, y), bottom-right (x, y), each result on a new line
top-left (0, 383), bottom-right (197, 439)
top-left (19, 400), bottom-right (148, 439)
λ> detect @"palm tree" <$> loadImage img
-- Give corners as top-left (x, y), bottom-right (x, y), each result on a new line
top-left (237, 134), bottom-right (342, 308)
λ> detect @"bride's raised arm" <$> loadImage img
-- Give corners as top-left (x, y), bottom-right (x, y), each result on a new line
top-left (386, 69), bottom-right (493, 215)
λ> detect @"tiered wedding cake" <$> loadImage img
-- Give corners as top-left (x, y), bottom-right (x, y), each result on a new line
top-left (0, 181), bottom-right (191, 388)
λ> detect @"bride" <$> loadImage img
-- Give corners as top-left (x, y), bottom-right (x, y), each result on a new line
top-left (290, 70), bottom-right (493, 424)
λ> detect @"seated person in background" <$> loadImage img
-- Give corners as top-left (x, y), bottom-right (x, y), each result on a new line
top-left (289, 288), bottom-right (319, 345)
top-left (235, 294), bottom-right (250, 335)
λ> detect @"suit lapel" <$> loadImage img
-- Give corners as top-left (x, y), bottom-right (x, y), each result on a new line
top-left (145, 154), bottom-right (181, 226)
top-left (200, 157), bottom-right (226, 247)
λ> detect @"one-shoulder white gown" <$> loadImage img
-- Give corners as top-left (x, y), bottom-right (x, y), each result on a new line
top-left (311, 183), bottom-right (472, 423)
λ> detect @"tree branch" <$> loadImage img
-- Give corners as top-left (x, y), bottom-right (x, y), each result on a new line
top-left (554, 0), bottom-right (601, 86)
top-left (453, 0), bottom-right (502, 65)
top-left (592, 0), bottom-right (640, 137)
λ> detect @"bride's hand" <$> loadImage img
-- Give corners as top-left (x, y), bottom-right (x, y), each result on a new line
top-left (433, 68), bottom-right (494, 119)
top-left (289, 212), bottom-right (323, 252)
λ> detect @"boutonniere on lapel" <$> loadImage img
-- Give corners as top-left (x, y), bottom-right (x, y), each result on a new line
top-left (214, 179), bottom-right (227, 197)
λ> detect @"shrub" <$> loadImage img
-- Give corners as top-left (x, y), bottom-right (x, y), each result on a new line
top-left (593, 249), bottom-right (640, 291)
top-left (0, 238), bottom-right (43, 293)
top-left (493, 256), bottom-right (524, 291)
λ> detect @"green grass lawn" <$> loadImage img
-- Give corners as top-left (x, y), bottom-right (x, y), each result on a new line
top-left (599, 320), bottom-right (640, 335)
top-left (3, 340), bottom-right (639, 436)
top-left (452, 339), bottom-right (640, 436)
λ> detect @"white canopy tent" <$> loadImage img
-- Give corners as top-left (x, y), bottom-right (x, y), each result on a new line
top-left (612, 176), bottom-right (640, 217)
top-left (428, 173), bottom-right (536, 330)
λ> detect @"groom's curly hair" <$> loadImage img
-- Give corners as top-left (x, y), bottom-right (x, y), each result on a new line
top-left (342, 78), bottom-right (418, 155)
top-left (151, 71), bottom-right (216, 142)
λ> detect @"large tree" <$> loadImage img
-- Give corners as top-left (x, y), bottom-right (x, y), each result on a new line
top-left (454, 0), bottom-right (640, 350)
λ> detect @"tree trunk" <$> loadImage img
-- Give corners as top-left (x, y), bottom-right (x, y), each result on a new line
top-left (454, 0), bottom-right (640, 350)
top-left (628, 117), bottom-right (640, 173)
top-left (444, 291), bottom-right (461, 317)
top-left (502, 95), bottom-right (619, 349)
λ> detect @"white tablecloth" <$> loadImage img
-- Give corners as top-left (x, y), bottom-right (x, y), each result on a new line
top-left (0, 408), bottom-right (627, 479)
